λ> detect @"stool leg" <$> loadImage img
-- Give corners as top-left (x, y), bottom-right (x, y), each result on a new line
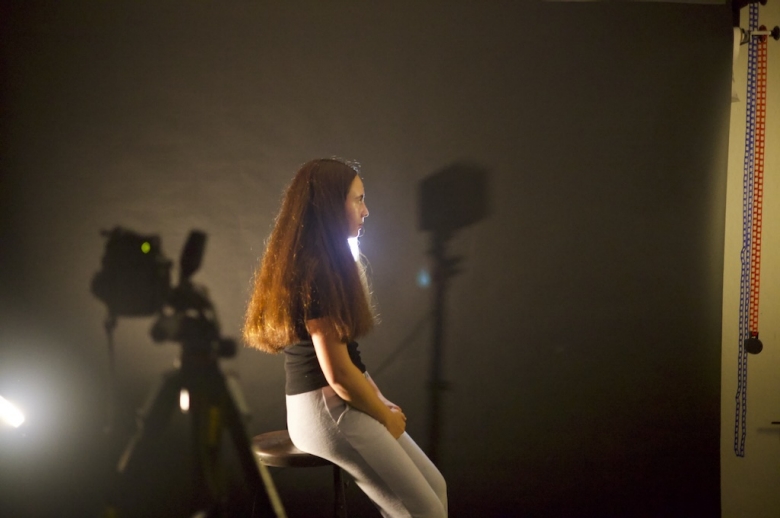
top-left (333, 465), bottom-right (347, 518)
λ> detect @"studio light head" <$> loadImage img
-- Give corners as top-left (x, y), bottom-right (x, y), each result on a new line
top-left (419, 163), bottom-right (489, 238)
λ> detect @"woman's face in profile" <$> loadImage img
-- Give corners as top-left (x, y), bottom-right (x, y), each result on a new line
top-left (345, 176), bottom-right (369, 238)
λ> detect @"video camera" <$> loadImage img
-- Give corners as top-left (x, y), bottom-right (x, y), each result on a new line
top-left (91, 227), bottom-right (236, 358)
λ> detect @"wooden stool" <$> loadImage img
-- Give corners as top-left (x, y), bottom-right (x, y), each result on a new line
top-left (253, 430), bottom-right (347, 518)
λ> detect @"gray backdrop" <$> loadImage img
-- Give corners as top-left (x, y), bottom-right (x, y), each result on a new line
top-left (0, 2), bottom-right (731, 517)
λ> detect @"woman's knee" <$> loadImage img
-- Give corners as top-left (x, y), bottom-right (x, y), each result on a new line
top-left (431, 471), bottom-right (446, 497)
top-left (423, 468), bottom-right (447, 512)
top-left (432, 479), bottom-right (447, 516)
top-left (415, 498), bottom-right (447, 518)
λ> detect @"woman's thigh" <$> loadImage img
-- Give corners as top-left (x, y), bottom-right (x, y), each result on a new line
top-left (335, 404), bottom-right (445, 518)
top-left (287, 389), bottom-right (446, 518)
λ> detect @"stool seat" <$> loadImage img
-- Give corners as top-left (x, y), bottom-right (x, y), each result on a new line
top-left (253, 429), bottom-right (348, 517)
top-left (253, 429), bottom-right (332, 468)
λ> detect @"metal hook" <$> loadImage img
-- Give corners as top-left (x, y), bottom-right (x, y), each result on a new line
top-left (740, 26), bottom-right (780, 45)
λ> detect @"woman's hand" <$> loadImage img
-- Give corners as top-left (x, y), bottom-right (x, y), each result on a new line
top-left (380, 395), bottom-right (402, 413)
top-left (383, 407), bottom-right (407, 439)
top-left (366, 373), bottom-right (403, 413)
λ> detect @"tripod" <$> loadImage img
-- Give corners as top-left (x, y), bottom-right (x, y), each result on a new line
top-left (94, 229), bottom-right (283, 516)
top-left (110, 344), bottom-right (283, 518)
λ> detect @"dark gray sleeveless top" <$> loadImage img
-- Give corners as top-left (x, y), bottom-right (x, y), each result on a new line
top-left (284, 339), bottom-right (366, 395)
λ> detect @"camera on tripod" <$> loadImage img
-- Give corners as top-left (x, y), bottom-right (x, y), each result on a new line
top-left (92, 226), bottom-right (280, 516)
top-left (91, 226), bottom-right (236, 358)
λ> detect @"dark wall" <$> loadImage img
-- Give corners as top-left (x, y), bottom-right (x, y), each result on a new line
top-left (0, 2), bottom-right (731, 517)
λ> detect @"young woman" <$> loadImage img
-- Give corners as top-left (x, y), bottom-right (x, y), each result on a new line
top-left (244, 158), bottom-right (447, 517)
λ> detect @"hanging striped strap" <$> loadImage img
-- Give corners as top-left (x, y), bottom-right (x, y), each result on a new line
top-left (749, 27), bottom-right (767, 339)
top-left (735, 4), bottom-right (767, 458)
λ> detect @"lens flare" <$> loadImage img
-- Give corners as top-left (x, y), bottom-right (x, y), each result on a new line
top-left (0, 395), bottom-right (25, 428)
top-left (180, 389), bottom-right (190, 413)
top-left (348, 237), bottom-right (360, 261)
top-left (417, 269), bottom-right (431, 288)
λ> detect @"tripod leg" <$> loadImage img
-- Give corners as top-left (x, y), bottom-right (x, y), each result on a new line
top-left (104, 369), bottom-right (183, 516)
top-left (218, 373), bottom-right (285, 518)
top-left (117, 369), bottom-right (183, 473)
top-left (189, 385), bottom-right (224, 514)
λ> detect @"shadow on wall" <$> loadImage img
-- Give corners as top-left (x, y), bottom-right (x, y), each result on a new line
top-left (417, 162), bottom-right (491, 464)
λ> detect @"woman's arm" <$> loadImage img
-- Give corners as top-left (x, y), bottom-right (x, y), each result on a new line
top-left (365, 372), bottom-right (402, 412)
top-left (307, 318), bottom-right (406, 438)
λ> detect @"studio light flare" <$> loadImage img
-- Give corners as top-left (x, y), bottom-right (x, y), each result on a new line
top-left (180, 389), bottom-right (190, 413)
top-left (0, 395), bottom-right (25, 428)
top-left (348, 237), bottom-right (359, 261)
top-left (417, 268), bottom-right (431, 288)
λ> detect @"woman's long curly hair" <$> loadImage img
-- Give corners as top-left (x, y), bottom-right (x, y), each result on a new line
top-left (243, 158), bottom-right (375, 353)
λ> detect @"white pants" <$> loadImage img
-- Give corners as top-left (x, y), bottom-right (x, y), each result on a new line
top-left (286, 383), bottom-right (447, 518)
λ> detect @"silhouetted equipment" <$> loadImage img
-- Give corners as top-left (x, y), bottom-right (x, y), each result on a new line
top-left (92, 228), bottom-right (282, 517)
top-left (419, 164), bottom-right (489, 236)
top-left (92, 227), bottom-right (175, 435)
top-left (419, 163), bottom-right (489, 464)
top-left (178, 229), bottom-right (207, 283)
top-left (92, 227), bottom-right (172, 317)
top-left (253, 430), bottom-right (347, 518)
top-left (148, 231), bottom-right (236, 358)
